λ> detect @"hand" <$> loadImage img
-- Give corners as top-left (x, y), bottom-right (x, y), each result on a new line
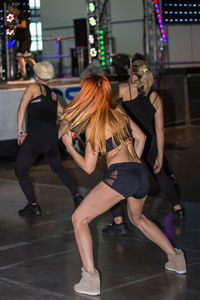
top-left (153, 156), bottom-right (163, 174)
top-left (62, 131), bottom-right (75, 150)
top-left (17, 133), bottom-right (27, 145)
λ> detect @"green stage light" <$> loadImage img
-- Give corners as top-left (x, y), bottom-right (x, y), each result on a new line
top-left (100, 40), bottom-right (104, 45)
top-left (100, 46), bottom-right (104, 50)
top-left (101, 56), bottom-right (105, 61)
top-left (101, 62), bottom-right (106, 66)
top-left (101, 51), bottom-right (105, 55)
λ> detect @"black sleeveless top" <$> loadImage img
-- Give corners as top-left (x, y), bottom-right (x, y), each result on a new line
top-left (26, 84), bottom-right (58, 145)
top-left (122, 85), bottom-right (157, 137)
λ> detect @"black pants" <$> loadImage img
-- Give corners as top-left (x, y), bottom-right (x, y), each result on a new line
top-left (15, 140), bottom-right (78, 204)
top-left (110, 134), bottom-right (180, 218)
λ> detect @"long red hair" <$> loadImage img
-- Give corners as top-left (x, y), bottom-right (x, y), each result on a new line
top-left (60, 74), bottom-right (131, 154)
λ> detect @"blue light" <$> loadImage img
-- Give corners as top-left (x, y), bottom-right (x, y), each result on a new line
top-left (175, 19), bottom-right (178, 22)
top-left (8, 40), bottom-right (15, 48)
top-left (184, 19), bottom-right (188, 22)
top-left (184, 11), bottom-right (187, 14)
top-left (189, 19), bottom-right (193, 22)
top-left (179, 11), bottom-right (183, 14)
top-left (175, 11), bottom-right (178, 14)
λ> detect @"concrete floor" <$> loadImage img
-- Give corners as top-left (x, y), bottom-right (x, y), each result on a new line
top-left (0, 125), bottom-right (200, 300)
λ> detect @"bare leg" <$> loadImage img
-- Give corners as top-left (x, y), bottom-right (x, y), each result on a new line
top-left (127, 196), bottom-right (176, 254)
top-left (72, 181), bottom-right (124, 273)
top-left (17, 57), bottom-right (27, 77)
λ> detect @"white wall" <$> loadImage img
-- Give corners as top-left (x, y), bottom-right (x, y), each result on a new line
top-left (39, 0), bottom-right (200, 73)
top-left (166, 24), bottom-right (200, 68)
top-left (110, 0), bottom-right (144, 56)
top-left (40, 0), bottom-right (144, 74)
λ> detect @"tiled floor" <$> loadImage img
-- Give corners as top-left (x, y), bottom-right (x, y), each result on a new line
top-left (0, 125), bottom-right (199, 299)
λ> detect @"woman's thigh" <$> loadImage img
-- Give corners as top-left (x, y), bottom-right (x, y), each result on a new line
top-left (127, 196), bottom-right (146, 223)
top-left (73, 181), bottom-right (124, 223)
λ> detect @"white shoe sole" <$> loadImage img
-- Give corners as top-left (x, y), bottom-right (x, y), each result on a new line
top-left (74, 289), bottom-right (100, 296)
top-left (165, 266), bottom-right (187, 274)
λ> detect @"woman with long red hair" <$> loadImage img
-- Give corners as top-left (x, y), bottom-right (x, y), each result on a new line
top-left (60, 74), bottom-right (186, 296)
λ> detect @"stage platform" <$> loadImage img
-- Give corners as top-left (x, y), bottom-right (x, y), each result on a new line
top-left (0, 77), bottom-right (82, 143)
top-left (0, 77), bottom-right (118, 142)
top-left (0, 125), bottom-right (199, 299)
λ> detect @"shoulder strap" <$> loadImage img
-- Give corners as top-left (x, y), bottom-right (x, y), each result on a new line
top-left (43, 84), bottom-right (52, 97)
top-left (152, 94), bottom-right (158, 105)
top-left (128, 83), bottom-right (132, 99)
top-left (38, 84), bottom-right (42, 94)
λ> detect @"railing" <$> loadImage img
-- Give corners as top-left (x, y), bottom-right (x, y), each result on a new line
top-left (35, 36), bottom-right (75, 76)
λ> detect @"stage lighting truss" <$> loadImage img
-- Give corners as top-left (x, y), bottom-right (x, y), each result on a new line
top-left (154, 0), bottom-right (167, 43)
top-left (87, 0), bottom-right (112, 70)
top-left (0, 4), bottom-right (7, 81)
top-left (0, 0), bottom-right (31, 81)
top-left (7, 13), bottom-right (14, 23)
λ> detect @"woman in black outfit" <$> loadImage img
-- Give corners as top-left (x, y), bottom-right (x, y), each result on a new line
top-left (15, 61), bottom-right (83, 216)
top-left (103, 60), bottom-right (184, 235)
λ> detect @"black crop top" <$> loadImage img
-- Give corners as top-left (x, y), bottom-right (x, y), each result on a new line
top-left (105, 136), bottom-right (121, 152)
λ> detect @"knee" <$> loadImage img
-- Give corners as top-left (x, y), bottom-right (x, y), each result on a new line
top-left (129, 214), bottom-right (144, 229)
top-left (15, 162), bottom-right (28, 178)
top-left (50, 164), bottom-right (63, 175)
top-left (71, 211), bottom-right (90, 229)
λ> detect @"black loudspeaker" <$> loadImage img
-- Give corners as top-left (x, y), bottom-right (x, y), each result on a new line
top-left (74, 18), bottom-right (88, 47)
top-left (71, 47), bottom-right (89, 76)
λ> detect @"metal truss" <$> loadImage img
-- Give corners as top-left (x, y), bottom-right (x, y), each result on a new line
top-left (86, 0), bottom-right (112, 70)
top-left (143, 0), bottom-right (167, 77)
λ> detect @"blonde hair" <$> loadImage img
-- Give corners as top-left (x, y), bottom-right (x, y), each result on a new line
top-left (60, 74), bottom-right (131, 155)
top-left (131, 60), bottom-right (153, 95)
top-left (33, 61), bottom-right (55, 81)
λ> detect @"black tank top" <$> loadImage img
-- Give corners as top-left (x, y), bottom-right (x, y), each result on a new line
top-left (26, 84), bottom-right (58, 145)
top-left (122, 85), bottom-right (156, 136)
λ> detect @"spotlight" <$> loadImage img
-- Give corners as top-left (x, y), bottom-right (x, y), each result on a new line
top-left (89, 17), bottom-right (96, 26)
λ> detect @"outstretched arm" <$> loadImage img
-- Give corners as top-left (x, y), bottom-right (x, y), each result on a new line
top-left (62, 126), bottom-right (99, 174)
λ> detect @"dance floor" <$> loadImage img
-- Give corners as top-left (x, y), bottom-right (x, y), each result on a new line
top-left (0, 125), bottom-right (200, 299)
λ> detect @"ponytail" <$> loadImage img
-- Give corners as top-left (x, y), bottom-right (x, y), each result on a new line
top-left (131, 60), bottom-right (154, 95)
